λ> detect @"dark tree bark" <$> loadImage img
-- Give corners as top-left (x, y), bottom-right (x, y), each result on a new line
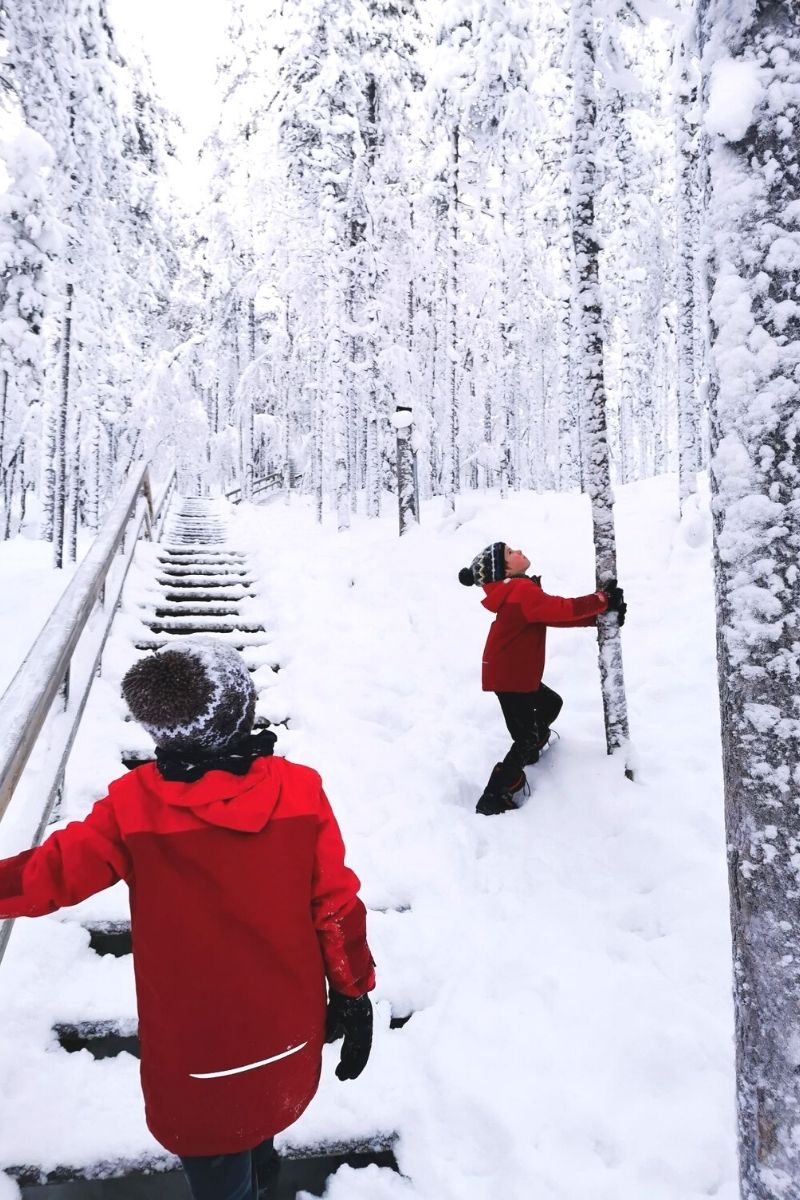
top-left (700, 2), bottom-right (800, 1195)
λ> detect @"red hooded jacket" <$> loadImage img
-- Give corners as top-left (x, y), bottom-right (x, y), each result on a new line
top-left (481, 576), bottom-right (609, 692)
top-left (0, 756), bottom-right (375, 1156)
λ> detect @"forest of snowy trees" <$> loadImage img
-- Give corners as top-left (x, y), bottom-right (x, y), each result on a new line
top-left (2, 1), bottom-right (800, 1197)
top-left (1, 0), bottom-right (706, 553)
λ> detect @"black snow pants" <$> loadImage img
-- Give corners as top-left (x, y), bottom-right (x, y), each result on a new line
top-left (493, 682), bottom-right (563, 791)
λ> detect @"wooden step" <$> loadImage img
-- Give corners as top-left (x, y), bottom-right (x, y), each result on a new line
top-left (152, 605), bottom-right (242, 618)
top-left (157, 564), bottom-right (250, 577)
top-left (135, 634), bottom-right (275, 653)
top-left (15, 1140), bottom-right (399, 1196)
top-left (161, 586), bottom-right (255, 601)
top-left (143, 620), bottom-right (266, 636)
top-left (156, 578), bottom-right (254, 591)
top-left (55, 1008), bottom-right (413, 1059)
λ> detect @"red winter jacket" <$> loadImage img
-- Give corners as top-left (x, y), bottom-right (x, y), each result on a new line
top-left (0, 756), bottom-right (375, 1156)
top-left (481, 576), bottom-right (608, 692)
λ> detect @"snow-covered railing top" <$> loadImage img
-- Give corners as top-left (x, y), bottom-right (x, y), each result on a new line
top-left (225, 472), bottom-right (302, 504)
top-left (0, 463), bottom-right (175, 964)
top-left (0, 464), bottom-right (175, 828)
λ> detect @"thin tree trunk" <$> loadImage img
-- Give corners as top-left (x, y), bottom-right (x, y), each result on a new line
top-left (53, 283), bottom-right (73, 569)
top-left (67, 409), bottom-right (80, 564)
top-left (314, 392), bottom-right (324, 525)
top-left (323, 194), bottom-right (349, 532)
top-left (366, 412), bottom-right (380, 517)
top-left (0, 371), bottom-right (10, 540)
top-left (0, 370), bottom-right (8, 468)
top-left (676, 26), bottom-right (700, 511)
top-left (445, 125), bottom-right (461, 511)
top-left (570, 0), bottom-right (631, 761)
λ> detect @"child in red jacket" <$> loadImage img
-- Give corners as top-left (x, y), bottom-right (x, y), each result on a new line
top-left (0, 637), bottom-right (375, 1200)
top-left (459, 543), bottom-right (626, 815)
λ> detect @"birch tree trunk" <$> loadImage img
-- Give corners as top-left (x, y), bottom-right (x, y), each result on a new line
top-left (67, 408), bottom-right (80, 564)
top-left (366, 412), bottom-right (380, 517)
top-left (395, 405), bottom-right (415, 536)
top-left (570, 0), bottom-right (631, 760)
top-left (557, 205), bottom-right (578, 491)
top-left (0, 372), bottom-right (10, 538)
top-left (53, 283), bottom-right (73, 570)
top-left (243, 297), bottom-right (256, 502)
top-left (444, 125), bottom-right (461, 511)
top-left (701, 2), bottom-right (800, 1193)
top-left (675, 23), bottom-right (700, 512)
top-left (321, 184), bottom-right (350, 531)
top-left (314, 389), bottom-right (324, 526)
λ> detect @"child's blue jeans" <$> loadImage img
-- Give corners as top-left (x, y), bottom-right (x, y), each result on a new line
top-left (180, 1137), bottom-right (278, 1200)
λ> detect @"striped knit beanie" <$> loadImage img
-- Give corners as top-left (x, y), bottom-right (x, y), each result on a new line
top-left (458, 542), bottom-right (507, 587)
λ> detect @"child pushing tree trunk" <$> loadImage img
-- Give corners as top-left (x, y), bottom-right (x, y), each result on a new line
top-left (459, 543), bottom-right (626, 815)
top-left (0, 638), bottom-right (375, 1200)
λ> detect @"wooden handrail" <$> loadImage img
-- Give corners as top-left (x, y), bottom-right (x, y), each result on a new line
top-left (0, 462), bottom-right (176, 965)
top-left (0, 463), bottom-right (155, 823)
top-left (225, 473), bottom-right (301, 503)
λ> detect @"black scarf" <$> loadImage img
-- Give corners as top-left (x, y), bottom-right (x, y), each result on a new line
top-left (155, 728), bottom-right (277, 783)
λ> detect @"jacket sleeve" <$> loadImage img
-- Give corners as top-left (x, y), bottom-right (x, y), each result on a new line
top-left (0, 796), bottom-right (131, 919)
top-left (518, 581), bottom-right (608, 628)
top-left (311, 788), bottom-right (376, 998)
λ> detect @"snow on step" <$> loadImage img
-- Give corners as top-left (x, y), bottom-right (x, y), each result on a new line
top-left (143, 618), bottom-right (266, 635)
top-left (135, 632), bottom-right (274, 652)
top-left (155, 573), bottom-right (254, 588)
top-left (156, 563), bottom-right (250, 577)
top-left (161, 586), bottom-right (256, 601)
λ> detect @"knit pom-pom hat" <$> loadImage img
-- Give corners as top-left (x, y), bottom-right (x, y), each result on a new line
top-left (458, 542), bottom-right (506, 587)
top-left (122, 637), bottom-right (256, 752)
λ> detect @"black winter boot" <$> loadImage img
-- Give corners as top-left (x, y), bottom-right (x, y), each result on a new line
top-left (476, 765), bottom-right (529, 816)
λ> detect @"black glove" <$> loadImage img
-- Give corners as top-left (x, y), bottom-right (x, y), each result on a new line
top-left (325, 990), bottom-right (373, 1081)
top-left (602, 578), bottom-right (627, 627)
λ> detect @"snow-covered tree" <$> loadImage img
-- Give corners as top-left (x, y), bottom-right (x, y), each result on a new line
top-left (4, 0), bottom-right (177, 558)
top-left (570, 0), bottom-right (631, 758)
top-left (701, 1), bottom-right (800, 1194)
top-left (0, 129), bottom-right (59, 538)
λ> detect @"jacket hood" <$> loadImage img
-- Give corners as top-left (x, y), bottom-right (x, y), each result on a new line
top-left (482, 576), bottom-right (530, 613)
top-left (136, 757), bottom-right (281, 832)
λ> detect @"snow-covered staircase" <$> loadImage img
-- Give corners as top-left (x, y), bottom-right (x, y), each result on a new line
top-left (1, 497), bottom-right (399, 1198)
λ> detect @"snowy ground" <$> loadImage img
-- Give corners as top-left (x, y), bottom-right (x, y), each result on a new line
top-left (0, 475), bottom-right (737, 1200)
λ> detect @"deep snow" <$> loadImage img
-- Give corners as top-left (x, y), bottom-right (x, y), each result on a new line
top-left (0, 475), bottom-right (736, 1200)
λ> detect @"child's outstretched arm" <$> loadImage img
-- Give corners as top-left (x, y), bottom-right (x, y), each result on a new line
top-left (310, 788), bottom-right (375, 998)
top-left (0, 797), bottom-right (131, 919)
top-left (519, 581), bottom-right (609, 628)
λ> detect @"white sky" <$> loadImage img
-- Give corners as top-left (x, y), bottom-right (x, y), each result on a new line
top-left (109, 0), bottom-right (229, 153)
